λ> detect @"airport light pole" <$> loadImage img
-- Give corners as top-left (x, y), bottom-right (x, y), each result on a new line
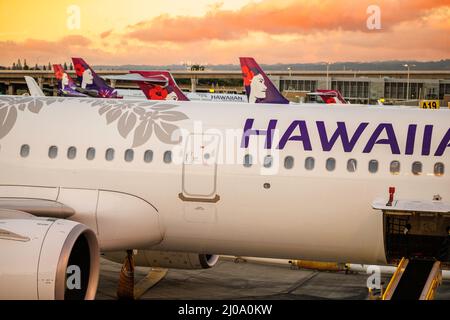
top-left (287, 67), bottom-right (292, 90)
top-left (403, 64), bottom-right (416, 101)
top-left (326, 62), bottom-right (332, 90)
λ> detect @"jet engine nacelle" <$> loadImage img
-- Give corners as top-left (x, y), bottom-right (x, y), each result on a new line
top-left (0, 214), bottom-right (99, 300)
top-left (105, 250), bottom-right (220, 270)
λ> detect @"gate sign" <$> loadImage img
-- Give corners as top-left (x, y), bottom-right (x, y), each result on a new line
top-left (420, 100), bottom-right (440, 109)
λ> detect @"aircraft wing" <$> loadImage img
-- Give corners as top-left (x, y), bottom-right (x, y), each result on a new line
top-left (103, 73), bottom-right (168, 83)
top-left (0, 198), bottom-right (75, 218)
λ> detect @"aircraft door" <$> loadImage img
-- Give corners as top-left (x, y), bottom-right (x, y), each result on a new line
top-left (180, 133), bottom-right (220, 203)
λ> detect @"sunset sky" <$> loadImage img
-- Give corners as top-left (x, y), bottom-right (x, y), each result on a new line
top-left (0, 0), bottom-right (449, 66)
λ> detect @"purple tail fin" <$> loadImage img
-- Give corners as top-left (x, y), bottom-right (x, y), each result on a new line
top-left (239, 57), bottom-right (289, 104)
top-left (72, 57), bottom-right (121, 98)
top-left (130, 71), bottom-right (189, 101)
top-left (52, 64), bottom-right (87, 97)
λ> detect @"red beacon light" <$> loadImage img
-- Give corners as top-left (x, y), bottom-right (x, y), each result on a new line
top-left (386, 187), bottom-right (396, 207)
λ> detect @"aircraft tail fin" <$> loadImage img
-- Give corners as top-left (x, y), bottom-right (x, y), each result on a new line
top-left (24, 76), bottom-right (44, 97)
top-left (53, 64), bottom-right (76, 89)
top-left (130, 71), bottom-right (189, 101)
top-left (71, 57), bottom-right (119, 98)
top-left (52, 64), bottom-right (88, 97)
top-left (316, 90), bottom-right (348, 104)
top-left (239, 57), bottom-right (289, 104)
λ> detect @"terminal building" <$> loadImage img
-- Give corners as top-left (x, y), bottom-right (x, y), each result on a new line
top-left (273, 71), bottom-right (450, 105)
top-left (0, 69), bottom-right (449, 106)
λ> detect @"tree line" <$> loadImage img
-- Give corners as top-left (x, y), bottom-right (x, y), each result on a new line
top-left (1, 59), bottom-right (74, 71)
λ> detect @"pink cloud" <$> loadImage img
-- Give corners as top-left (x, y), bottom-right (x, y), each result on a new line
top-left (126, 0), bottom-right (450, 43)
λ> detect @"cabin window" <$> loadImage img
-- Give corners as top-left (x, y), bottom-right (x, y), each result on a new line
top-left (124, 149), bottom-right (134, 162)
top-left (326, 158), bottom-right (336, 171)
top-left (263, 155), bottom-right (273, 168)
top-left (412, 161), bottom-right (422, 175)
top-left (368, 160), bottom-right (378, 173)
top-left (305, 157), bottom-right (315, 171)
top-left (434, 163), bottom-right (444, 177)
top-left (105, 148), bottom-right (115, 161)
top-left (284, 156), bottom-right (294, 169)
top-left (86, 148), bottom-right (96, 160)
top-left (390, 161), bottom-right (400, 175)
top-left (67, 147), bottom-right (77, 160)
top-left (20, 144), bottom-right (30, 158)
top-left (48, 146), bottom-right (58, 159)
top-left (347, 159), bottom-right (357, 172)
top-left (243, 154), bottom-right (252, 168)
top-left (144, 150), bottom-right (153, 163)
top-left (163, 151), bottom-right (172, 164)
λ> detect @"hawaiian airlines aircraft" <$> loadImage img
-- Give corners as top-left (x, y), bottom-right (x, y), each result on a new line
top-left (72, 58), bottom-right (122, 98)
top-left (0, 95), bottom-right (448, 299)
top-left (240, 57), bottom-right (290, 104)
top-left (105, 71), bottom-right (189, 101)
top-left (186, 92), bottom-right (248, 103)
top-left (240, 57), bottom-right (348, 105)
top-left (307, 90), bottom-right (348, 104)
top-left (53, 65), bottom-right (88, 98)
top-left (108, 70), bottom-right (248, 103)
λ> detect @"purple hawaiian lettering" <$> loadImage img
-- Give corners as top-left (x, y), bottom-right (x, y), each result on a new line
top-left (241, 118), bottom-right (278, 149)
top-left (405, 124), bottom-right (417, 155)
top-left (316, 121), bottom-right (368, 152)
top-left (421, 125), bottom-right (433, 156)
top-left (277, 120), bottom-right (312, 150)
top-left (363, 123), bottom-right (400, 154)
top-left (434, 128), bottom-right (450, 156)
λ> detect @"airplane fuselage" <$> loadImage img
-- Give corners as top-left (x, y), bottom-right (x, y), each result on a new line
top-left (0, 96), bottom-right (448, 265)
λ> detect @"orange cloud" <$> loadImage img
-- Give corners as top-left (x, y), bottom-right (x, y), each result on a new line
top-left (0, 35), bottom-right (100, 66)
top-left (126, 0), bottom-right (450, 43)
top-left (100, 30), bottom-right (113, 39)
top-left (0, 1), bottom-right (448, 66)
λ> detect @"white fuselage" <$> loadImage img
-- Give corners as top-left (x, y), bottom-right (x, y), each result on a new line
top-left (186, 92), bottom-right (248, 103)
top-left (0, 96), bottom-right (448, 265)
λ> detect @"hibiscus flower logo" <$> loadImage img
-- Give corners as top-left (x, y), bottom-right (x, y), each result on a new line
top-left (75, 63), bottom-right (85, 77)
top-left (54, 69), bottom-right (64, 80)
top-left (148, 86), bottom-right (168, 100)
top-left (98, 89), bottom-right (113, 98)
top-left (242, 65), bottom-right (255, 86)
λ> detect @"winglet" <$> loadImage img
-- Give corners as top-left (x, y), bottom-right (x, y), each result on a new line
top-left (24, 76), bottom-right (44, 97)
top-left (239, 57), bottom-right (289, 104)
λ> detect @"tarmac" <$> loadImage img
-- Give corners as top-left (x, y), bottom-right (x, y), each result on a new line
top-left (96, 258), bottom-right (450, 300)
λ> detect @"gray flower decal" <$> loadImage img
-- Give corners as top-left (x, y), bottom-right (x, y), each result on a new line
top-left (86, 99), bottom-right (189, 147)
top-left (0, 97), bottom-right (189, 148)
top-left (0, 96), bottom-right (53, 139)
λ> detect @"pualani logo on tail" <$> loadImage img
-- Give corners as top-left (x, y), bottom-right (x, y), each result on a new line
top-left (240, 57), bottom-right (289, 104)
top-left (131, 71), bottom-right (189, 101)
top-left (145, 82), bottom-right (178, 101)
top-left (53, 64), bottom-right (88, 97)
top-left (72, 57), bottom-right (121, 98)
